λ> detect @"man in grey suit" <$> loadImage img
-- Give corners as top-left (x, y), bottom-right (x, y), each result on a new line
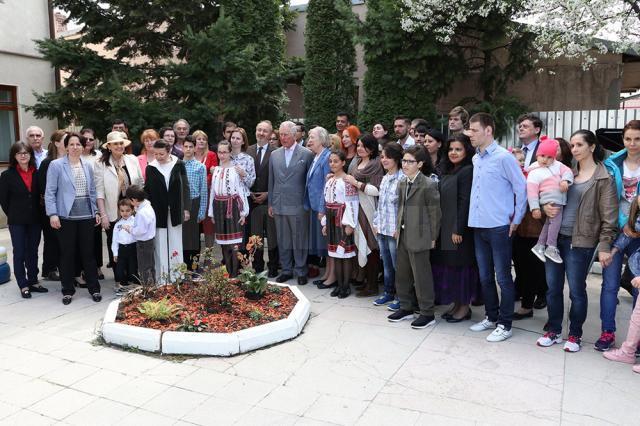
top-left (268, 121), bottom-right (314, 285)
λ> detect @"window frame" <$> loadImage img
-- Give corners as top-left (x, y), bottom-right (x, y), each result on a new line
top-left (0, 84), bottom-right (19, 164)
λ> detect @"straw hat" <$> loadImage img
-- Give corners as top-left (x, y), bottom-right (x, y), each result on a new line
top-left (102, 131), bottom-right (131, 148)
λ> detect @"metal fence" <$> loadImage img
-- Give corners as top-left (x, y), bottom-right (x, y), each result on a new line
top-left (499, 109), bottom-right (640, 148)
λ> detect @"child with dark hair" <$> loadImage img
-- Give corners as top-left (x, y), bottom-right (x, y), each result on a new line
top-left (111, 198), bottom-right (137, 294)
top-left (124, 185), bottom-right (156, 286)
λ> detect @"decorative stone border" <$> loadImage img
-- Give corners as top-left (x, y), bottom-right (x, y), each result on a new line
top-left (101, 283), bottom-right (310, 356)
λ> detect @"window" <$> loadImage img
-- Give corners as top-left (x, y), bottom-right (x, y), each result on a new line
top-left (0, 85), bottom-right (19, 163)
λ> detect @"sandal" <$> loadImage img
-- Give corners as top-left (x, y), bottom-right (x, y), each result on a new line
top-left (21, 289), bottom-right (32, 299)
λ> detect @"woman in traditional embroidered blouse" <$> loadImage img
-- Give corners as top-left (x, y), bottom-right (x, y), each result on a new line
top-left (229, 127), bottom-right (256, 197)
top-left (322, 150), bottom-right (359, 298)
top-left (208, 141), bottom-right (249, 277)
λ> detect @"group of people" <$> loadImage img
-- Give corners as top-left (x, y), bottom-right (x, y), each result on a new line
top-left (4, 109), bottom-right (640, 373)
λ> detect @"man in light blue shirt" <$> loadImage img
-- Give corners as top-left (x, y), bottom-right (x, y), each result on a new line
top-left (467, 113), bottom-right (527, 343)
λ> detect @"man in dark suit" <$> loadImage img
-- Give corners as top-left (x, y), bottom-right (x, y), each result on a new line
top-left (512, 113), bottom-right (548, 320)
top-left (268, 121), bottom-right (314, 285)
top-left (247, 120), bottom-right (279, 277)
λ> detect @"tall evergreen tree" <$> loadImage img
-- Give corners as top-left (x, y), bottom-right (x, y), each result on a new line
top-left (359, 0), bottom-right (465, 131)
top-left (303, 0), bottom-right (357, 130)
top-left (28, 0), bottom-right (288, 140)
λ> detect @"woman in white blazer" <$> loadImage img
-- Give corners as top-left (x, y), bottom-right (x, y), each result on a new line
top-left (95, 131), bottom-right (144, 268)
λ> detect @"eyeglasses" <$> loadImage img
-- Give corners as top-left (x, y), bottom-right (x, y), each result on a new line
top-left (16, 152), bottom-right (30, 156)
top-left (401, 159), bottom-right (417, 164)
top-left (86, 138), bottom-right (95, 142)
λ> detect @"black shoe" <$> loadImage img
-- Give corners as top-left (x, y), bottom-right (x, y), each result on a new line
top-left (92, 293), bottom-right (102, 302)
top-left (533, 297), bottom-right (547, 310)
top-left (411, 315), bottom-right (436, 329)
top-left (313, 279), bottom-right (325, 285)
top-left (62, 295), bottom-right (72, 305)
top-left (446, 309), bottom-right (472, 323)
top-left (297, 276), bottom-right (308, 286)
top-left (29, 285), bottom-right (49, 293)
top-left (267, 268), bottom-right (278, 278)
top-left (387, 309), bottom-right (415, 322)
top-left (275, 274), bottom-right (292, 283)
top-left (330, 287), bottom-right (341, 297)
top-left (338, 287), bottom-right (351, 299)
top-left (97, 273), bottom-right (105, 280)
top-left (317, 281), bottom-right (337, 289)
top-left (441, 311), bottom-right (454, 320)
top-left (513, 310), bottom-right (534, 320)
top-left (21, 289), bottom-right (32, 299)
top-left (45, 271), bottom-right (60, 281)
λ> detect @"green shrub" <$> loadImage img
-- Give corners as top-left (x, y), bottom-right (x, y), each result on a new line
top-left (137, 297), bottom-right (182, 321)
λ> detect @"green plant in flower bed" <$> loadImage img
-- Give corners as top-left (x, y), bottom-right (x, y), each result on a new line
top-left (248, 308), bottom-right (264, 321)
top-left (268, 284), bottom-right (282, 295)
top-left (269, 300), bottom-right (282, 308)
top-left (195, 264), bottom-right (235, 312)
top-left (137, 297), bottom-right (183, 321)
top-left (177, 313), bottom-right (208, 332)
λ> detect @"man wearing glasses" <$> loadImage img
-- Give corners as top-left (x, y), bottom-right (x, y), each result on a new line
top-left (25, 126), bottom-right (47, 168)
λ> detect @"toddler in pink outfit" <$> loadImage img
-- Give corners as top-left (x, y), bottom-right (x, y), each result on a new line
top-left (527, 136), bottom-right (573, 263)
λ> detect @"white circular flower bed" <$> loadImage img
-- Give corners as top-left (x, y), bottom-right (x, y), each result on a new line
top-left (101, 283), bottom-right (310, 356)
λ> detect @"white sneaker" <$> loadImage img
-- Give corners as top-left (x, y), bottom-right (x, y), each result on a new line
top-left (544, 246), bottom-right (563, 264)
top-left (531, 244), bottom-right (546, 262)
top-left (536, 332), bottom-right (562, 347)
top-left (469, 317), bottom-right (495, 332)
top-left (486, 324), bottom-right (513, 342)
top-left (563, 335), bottom-right (581, 352)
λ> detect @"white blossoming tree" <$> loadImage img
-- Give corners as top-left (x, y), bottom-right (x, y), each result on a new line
top-left (401, 0), bottom-right (640, 67)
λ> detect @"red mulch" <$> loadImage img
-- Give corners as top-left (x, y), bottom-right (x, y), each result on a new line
top-left (117, 281), bottom-right (297, 333)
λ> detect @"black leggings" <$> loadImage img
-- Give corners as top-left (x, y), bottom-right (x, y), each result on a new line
top-left (335, 257), bottom-right (352, 291)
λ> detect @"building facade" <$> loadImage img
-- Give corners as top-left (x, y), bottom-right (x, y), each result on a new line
top-left (0, 0), bottom-right (59, 163)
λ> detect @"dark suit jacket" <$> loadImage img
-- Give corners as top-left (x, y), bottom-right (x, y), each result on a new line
top-left (246, 143), bottom-right (273, 194)
top-left (0, 167), bottom-right (41, 225)
top-left (396, 172), bottom-right (441, 252)
top-left (268, 143), bottom-right (314, 215)
top-left (145, 160), bottom-right (191, 228)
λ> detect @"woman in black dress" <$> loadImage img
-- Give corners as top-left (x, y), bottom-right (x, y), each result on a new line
top-left (431, 134), bottom-right (480, 322)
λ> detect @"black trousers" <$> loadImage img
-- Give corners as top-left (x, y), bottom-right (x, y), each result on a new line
top-left (57, 219), bottom-right (100, 296)
top-left (137, 238), bottom-right (155, 285)
top-left (105, 220), bottom-right (117, 267)
top-left (512, 235), bottom-right (547, 309)
top-left (115, 242), bottom-right (138, 284)
top-left (40, 211), bottom-right (59, 275)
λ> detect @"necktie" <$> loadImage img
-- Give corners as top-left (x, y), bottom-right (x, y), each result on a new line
top-left (257, 146), bottom-right (263, 166)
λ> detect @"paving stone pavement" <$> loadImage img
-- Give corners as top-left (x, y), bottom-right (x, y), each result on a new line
top-left (0, 227), bottom-right (639, 425)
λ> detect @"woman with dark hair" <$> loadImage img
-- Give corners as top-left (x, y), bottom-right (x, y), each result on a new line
top-left (598, 120), bottom-right (640, 351)
top-left (38, 130), bottom-right (67, 281)
top-left (372, 142), bottom-right (404, 308)
top-left (145, 139), bottom-right (191, 282)
top-left (0, 142), bottom-right (46, 298)
top-left (269, 130), bottom-right (280, 149)
top-left (425, 128), bottom-right (445, 175)
top-left (432, 134), bottom-right (479, 322)
top-left (556, 137), bottom-right (573, 168)
top-left (159, 126), bottom-right (181, 159)
top-left (81, 128), bottom-right (101, 163)
top-left (45, 132), bottom-right (102, 305)
top-left (345, 133), bottom-right (384, 297)
top-left (372, 123), bottom-right (390, 146)
top-left (95, 131), bottom-right (144, 279)
top-left (537, 129), bottom-right (617, 352)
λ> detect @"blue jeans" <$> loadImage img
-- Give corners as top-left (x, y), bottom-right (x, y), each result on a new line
top-left (8, 224), bottom-right (41, 289)
top-left (474, 226), bottom-right (514, 329)
top-left (545, 235), bottom-right (594, 337)
top-left (377, 234), bottom-right (397, 295)
top-left (601, 235), bottom-right (640, 332)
